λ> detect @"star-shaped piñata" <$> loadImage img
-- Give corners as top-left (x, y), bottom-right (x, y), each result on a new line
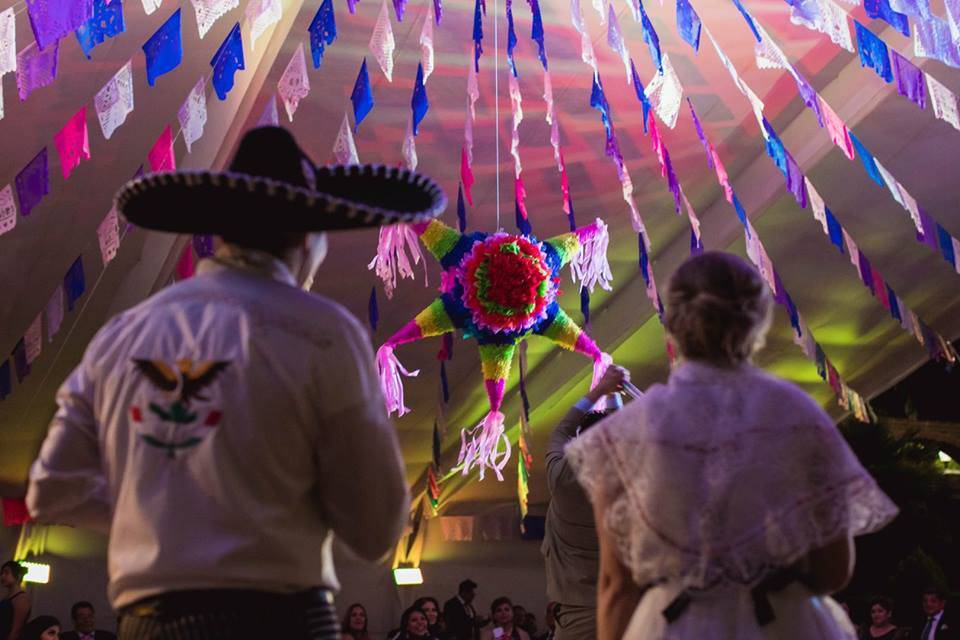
top-left (376, 217), bottom-right (612, 480)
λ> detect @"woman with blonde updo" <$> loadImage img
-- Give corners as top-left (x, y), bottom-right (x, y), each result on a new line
top-left (566, 252), bottom-right (899, 640)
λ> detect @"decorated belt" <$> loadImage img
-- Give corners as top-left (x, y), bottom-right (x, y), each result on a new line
top-left (120, 586), bottom-right (335, 618)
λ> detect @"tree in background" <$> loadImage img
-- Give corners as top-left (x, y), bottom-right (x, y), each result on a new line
top-left (838, 418), bottom-right (960, 629)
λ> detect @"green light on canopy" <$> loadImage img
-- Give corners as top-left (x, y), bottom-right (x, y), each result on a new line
top-left (21, 562), bottom-right (50, 584)
top-left (939, 451), bottom-right (953, 463)
top-left (393, 567), bottom-right (423, 586)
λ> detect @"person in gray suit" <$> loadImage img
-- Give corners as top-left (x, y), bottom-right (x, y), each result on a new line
top-left (541, 366), bottom-right (630, 640)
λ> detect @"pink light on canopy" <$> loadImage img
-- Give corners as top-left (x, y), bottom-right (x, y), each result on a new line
top-left (0, 0), bottom-right (958, 514)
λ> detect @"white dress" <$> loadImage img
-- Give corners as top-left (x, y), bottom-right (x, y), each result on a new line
top-left (565, 361), bottom-right (899, 640)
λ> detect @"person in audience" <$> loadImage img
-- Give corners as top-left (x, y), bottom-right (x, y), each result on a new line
top-left (413, 597), bottom-right (449, 639)
top-left (444, 580), bottom-right (480, 640)
top-left (538, 603), bottom-right (557, 640)
top-left (566, 251), bottom-right (900, 640)
top-left (25, 127), bottom-right (433, 640)
top-left (394, 606), bottom-right (437, 640)
top-left (341, 603), bottom-right (371, 640)
top-left (521, 612), bottom-right (538, 638)
top-left (59, 601), bottom-right (116, 640)
top-left (18, 615), bottom-right (60, 640)
top-left (541, 363), bottom-right (629, 640)
top-left (0, 560), bottom-right (30, 640)
top-left (918, 586), bottom-right (955, 640)
top-left (480, 597), bottom-right (530, 640)
top-left (511, 607), bottom-right (528, 635)
top-left (860, 596), bottom-right (906, 640)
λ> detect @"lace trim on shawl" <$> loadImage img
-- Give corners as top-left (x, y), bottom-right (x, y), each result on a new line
top-left (566, 421), bottom-right (898, 590)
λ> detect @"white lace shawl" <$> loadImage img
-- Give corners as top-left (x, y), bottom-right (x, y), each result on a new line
top-left (565, 361), bottom-right (898, 591)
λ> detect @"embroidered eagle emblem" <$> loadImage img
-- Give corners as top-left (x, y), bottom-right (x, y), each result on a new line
top-left (131, 358), bottom-right (231, 458)
top-left (133, 359), bottom-right (231, 407)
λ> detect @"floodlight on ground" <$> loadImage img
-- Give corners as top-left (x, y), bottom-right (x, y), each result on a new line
top-left (393, 566), bottom-right (423, 586)
top-left (21, 561), bottom-right (50, 584)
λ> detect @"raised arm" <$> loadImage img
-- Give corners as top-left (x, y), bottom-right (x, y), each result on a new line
top-left (545, 406), bottom-right (587, 495)
top-left (547, 366), bottom-right (629, 495)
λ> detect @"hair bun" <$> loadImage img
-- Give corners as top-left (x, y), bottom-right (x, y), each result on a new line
top-left (665, 252), bottom-right (773, 365)
top-left (689, 291), bottom-right (749, 317)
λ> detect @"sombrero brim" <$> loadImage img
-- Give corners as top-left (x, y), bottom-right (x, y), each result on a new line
top-left (116, 164), bottom-right (447, 234)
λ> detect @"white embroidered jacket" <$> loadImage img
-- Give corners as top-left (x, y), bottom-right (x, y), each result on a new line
top-left (27, 257), bottom-right (410, 609)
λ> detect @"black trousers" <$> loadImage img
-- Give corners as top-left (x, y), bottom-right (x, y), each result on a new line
top-left (118, 588), bottom-right (340, 640)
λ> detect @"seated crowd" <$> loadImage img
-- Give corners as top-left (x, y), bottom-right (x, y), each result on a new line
top-left (0, 574), bottom-right (952, 640)
top-left (341, 580), bottom-right (557, 640)
top-left (338, 581), bottom-right (953, 640)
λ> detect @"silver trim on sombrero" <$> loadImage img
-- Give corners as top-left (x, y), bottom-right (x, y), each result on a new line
top-left (115, 163), bottom-right (447, 228)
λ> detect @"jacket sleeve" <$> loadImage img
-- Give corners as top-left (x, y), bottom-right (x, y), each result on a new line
top-left (26, 344), bottom-right (111, 534)
top-left (314, 313), bottom-right (410, 562)
top-left (545, 406), bottom-right (587, 496)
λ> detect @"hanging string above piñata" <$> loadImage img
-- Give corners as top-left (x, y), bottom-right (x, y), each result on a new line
top-left (373, 218), bottom-right (613, 481)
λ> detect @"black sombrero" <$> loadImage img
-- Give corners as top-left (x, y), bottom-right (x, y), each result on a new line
top-left (115, 126), bottom-right (447, 233)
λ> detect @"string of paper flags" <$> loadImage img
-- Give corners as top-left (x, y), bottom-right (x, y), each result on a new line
top-left (383, 0), bottom-right (868, 499)
top-left (2, 0), bottom-right (957, 491)
top-left (647, 4), bottom-right (960, 370)
top-left (575, 0), bottom-right (880, 416)
top-left (731, 8), bottom-right (960, 277)
top-left (685, 98), bottom-right (874, 419)
top-left (364, 0), bottom-right (954, 453)
top-left (700, 2), bottom-right (959, 362)
top-left (581, 1), bottom-right (878, 416)
top-left (783, 0), bottom-right (960, 101)
top-left (0, 0), bottom-right (278, 401)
